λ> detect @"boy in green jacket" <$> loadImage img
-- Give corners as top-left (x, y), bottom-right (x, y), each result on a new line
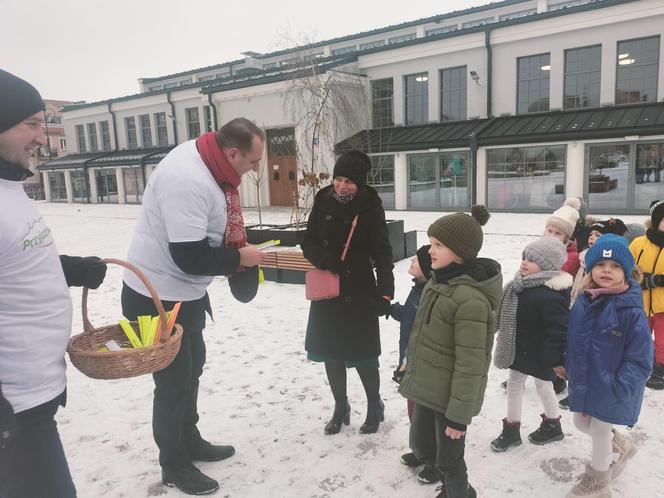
top-left (399, 206), bottom-right (502, 498)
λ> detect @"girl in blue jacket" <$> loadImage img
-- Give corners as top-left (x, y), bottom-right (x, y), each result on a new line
top-left (565, 234), bottom-right (652, 498)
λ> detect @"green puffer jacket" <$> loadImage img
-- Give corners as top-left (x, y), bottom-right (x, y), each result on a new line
top-left (399, 258), bottom-right (502, 426)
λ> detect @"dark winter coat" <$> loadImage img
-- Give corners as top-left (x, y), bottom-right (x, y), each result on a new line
top-left (399, 259), bottom-right (503, 427)
top-left (302, 185), bottom-right (394, 361)
top-left (390, 279), bottom-right (426, 366)
top-left (510, 273), bottom-right (572, 381)
top-left (566, 282), bottom-right (653, 426)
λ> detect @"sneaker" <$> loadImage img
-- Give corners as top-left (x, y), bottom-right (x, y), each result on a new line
top-left (401, 452), bottom-right (422, 467)
top-left (528, 414), bottom-right (564, 445)
top-left (559, 396), bottom-right (570, 410)
top-left (610, 429), bottom-right (637, 479)
top-left (490, 419), bottom-right (522, 452)
top-left (417, 465), bottom-right (441, 484)
top-left (553, 377), bottom-right (567, 394)
top-left (162, 464), bottom-right (219, 495)
top-left (646, 371), bottom-right (664, 390)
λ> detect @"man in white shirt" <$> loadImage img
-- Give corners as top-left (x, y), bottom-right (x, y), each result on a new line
top-left (0, 69), bottom-right (106, 498)
top-left (122, 118), bottom-right (264, 495)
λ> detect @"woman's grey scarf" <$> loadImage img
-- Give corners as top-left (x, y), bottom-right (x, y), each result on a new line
top-left (493, 269), bottom-right (564, 369)
top-left (332, 191), bottom-right (356, 204)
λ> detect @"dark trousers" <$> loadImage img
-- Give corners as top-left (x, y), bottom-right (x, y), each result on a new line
top-left (410, 403), bottom-right (468, 496)
top-left (121, 284), bottom-right (207, 468)
top-left (0, 391), bottom-right (76, 498)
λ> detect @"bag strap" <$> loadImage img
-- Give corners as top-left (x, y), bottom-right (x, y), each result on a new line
top-left (340, 214), bottom-right (359, 262)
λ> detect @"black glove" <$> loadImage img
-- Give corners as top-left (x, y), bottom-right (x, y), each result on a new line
top-left (392, 367), bottom-right (404, 384)
top-left (60, 255), bottom-right (107, 289)
top-left (374, 296), bottom-right (392, 317)
top-left (642, 273), bottom-right (664, 290)
top-left (0, 386), bottom-right (17, 449)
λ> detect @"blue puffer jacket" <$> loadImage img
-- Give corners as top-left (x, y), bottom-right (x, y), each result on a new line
top-left (566, 281), bottom-right (653, 426)
top-left (390, 279), bottom-right (426, 366)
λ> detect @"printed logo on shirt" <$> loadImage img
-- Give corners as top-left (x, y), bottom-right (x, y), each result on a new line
top-left (21, 217), bottom-right (54, 251)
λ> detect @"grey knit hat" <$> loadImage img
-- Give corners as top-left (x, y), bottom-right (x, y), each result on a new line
top-left (427, 205), bottom-right (490, 262)
top-left (523, 237), bottom-right (567, 271)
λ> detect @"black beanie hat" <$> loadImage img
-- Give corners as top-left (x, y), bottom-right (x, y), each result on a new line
top-left (332, 150), bottom-right (372, 187)
top-left (427, 205), bottom-right (491, 262)
top-left (0, 69), bottom-right (45, 133)
top-left (651, 200), bottom-right (664, 231)
top-left (589, 218), bottom-right (628, 237)
top-left (416, 244), bottom-right (433, 279)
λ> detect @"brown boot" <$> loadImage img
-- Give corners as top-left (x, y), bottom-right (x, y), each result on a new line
top-left (566, 464), bottom-right (611, 498)
top-left (610, 430), bottom-right (637, 479)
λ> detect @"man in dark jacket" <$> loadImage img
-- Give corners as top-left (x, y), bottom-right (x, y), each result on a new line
top-left (0, 69), bottom-right (106, 498)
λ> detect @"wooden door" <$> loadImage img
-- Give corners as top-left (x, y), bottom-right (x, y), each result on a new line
top-left (267, 128), bottom-right (298, 206)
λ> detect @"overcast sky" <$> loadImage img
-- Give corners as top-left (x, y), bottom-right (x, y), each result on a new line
top-left (1, 0), bottom-right (488, 103)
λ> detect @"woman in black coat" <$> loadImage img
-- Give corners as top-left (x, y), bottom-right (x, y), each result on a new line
top-left (302, 150), bottom-right (394, 435)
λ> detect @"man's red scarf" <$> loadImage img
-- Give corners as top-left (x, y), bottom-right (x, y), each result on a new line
top-left (196, 131), bottom-right (247, 249)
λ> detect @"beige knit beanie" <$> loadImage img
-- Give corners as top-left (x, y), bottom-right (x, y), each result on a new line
top-left (545, 197), bottom-right (581, 239)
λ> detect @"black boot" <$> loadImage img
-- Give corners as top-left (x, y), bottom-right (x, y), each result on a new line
top-left (528, 413), bottom-right (564, 445)
top-left (490, 419), bottom-right (522, 452)
top-left (324, 400), bottom-right (351, 435)
top-left (438, 475), bottom-right (476, 498)
top-left (400, 452), bottom-right (423, 467)
top-left (646, 363), bottom-right (664, 390)
top-left (359, 399), bottom-right (385, 434)
top-left (162, 463), bottom-right (219, 495)
top-left (558, 396), bottom-right (570, 410)
top-left (188, 438), bottom-right (235, 462)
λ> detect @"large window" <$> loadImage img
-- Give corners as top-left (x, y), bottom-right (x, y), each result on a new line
top-left (426, 26), bottom-right (458, 36)
top-left (405, 73), bottom-right (429, 125)
top-left (408, 151), bottom-right (469, 210)
top-left (123, 167), bottom-right (145, 204)
top-left (155, 112), bottom-right (168, 146)
top-left (359, 40), bottom-right (385, 50)
top-left (368, 155), bottom-right (395, 209)
top-left (125, 117), bottom-right (138, 149)
top-left (186, 107), bottom-right (201, 139)
top-left (99, 120), bottom-right (112, 151)
top-left (95, 168), bottom-right (118, 203)
top-left (388, 33), bottom-right (416, 45)
top-left (440, 66), bottom-right (467, 121)
top-left (87, 123), bottom-right (98, 153)
top-left (487, 145), bottom-right (565, 210)
top-left (616, 36), bottom-right (660, 105)
top-left (71, 170), bottom-right (88, 202)
top-left (371, 78), bottom-right (394, 128)
top-left (635, 143), bottom-right (664, 210)
top-left (517, 53), bottom-right (550, 114)
top-left (586, 141), bottom-right (664, 213)
top-left (139, 114), bottom-right (152, 147)
top-left (564, 45), bottom-right (601, 109)
top-left (75, 124), bottom-right (86, 153)
top-left (48, 171), bottom-right (67, 201)
top-left (332, 46), bottom-right (355, 55)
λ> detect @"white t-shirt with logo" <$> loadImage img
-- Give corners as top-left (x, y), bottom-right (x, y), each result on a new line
top-left (0, 179), bottom-right (72, 413)
top-left (124, 140), bottom-right (228, 301)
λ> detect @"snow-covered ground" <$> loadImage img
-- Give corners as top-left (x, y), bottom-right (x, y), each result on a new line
top-left (38, 202), bottom-right (662, 498)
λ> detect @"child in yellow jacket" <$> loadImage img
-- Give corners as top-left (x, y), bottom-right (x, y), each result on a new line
top-left (629, 199), bottom-right (664, 389)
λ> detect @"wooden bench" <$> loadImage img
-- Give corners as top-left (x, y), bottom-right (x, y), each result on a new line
top-left (261, 250), bottom-right (314, 284)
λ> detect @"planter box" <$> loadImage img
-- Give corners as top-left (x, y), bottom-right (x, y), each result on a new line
top-left (246, 224), bottom-right (306, 247)
top-left (589, 175), bottom-right (618, 193)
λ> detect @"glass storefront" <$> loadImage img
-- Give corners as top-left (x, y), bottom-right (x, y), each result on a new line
top-left (123, 167), bottom-right (145, 204)
top-left (71, 170), bottom-right (88, 202)
top-left (95, 168), bottom-right (118, 203)
top-left (408, 151), bottom-right (469, 210)
top-left (368, 155), bottom-right (395, 209)
top-left (586, 141), bottom-right (664, 213)
top-left (48, 171), bottom-right (67, 201)
top-left (487, 145), bottom-right (565, 211)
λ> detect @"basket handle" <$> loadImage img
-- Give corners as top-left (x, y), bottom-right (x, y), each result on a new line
top-left (82, 258), bottom-right (170, 343)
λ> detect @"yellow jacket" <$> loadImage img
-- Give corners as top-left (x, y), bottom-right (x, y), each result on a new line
top-left (630, 235), bottom-right (664, 316)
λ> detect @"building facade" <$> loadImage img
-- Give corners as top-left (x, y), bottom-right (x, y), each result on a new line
top-left (45, 0), bottom-right (664, 214)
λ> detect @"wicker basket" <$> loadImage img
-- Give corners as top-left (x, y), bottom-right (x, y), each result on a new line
top-left (67, 258), bottom-right (183, 380)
